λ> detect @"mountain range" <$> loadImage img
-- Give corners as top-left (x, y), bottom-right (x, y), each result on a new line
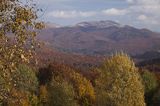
top-left (38, 20), bottom-right (160, 56)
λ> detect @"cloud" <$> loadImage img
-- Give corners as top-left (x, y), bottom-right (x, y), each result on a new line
top-left (128, 0), bottom-right (160, 26)
top-left (137, 15), bottom-right (148, 21)
top-left (102, 0), bottom-right (160, 29)
top-left (47, 10), bottom-right (96, 18)
top-left (126, 0), bottom-right (134, 3)
top-left (129, 0), bottom-right (160, 14)
top-left (42, 0), bottom-right (160, 31)
top-left (47, 8), bottom-right (129, 19)
top-left (137, 15), bottom-right (159, 25)
top-left (102, 8), bottom-right (129, 16)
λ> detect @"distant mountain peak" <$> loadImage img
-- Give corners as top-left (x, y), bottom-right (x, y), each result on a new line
top-left (75, 20), bottom-right (123, 28)
top-left (38, 20), bottom-right (160, 56)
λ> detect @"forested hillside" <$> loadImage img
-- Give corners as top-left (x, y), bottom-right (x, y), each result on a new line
top-left (0, 0), bottom-right (160, 106)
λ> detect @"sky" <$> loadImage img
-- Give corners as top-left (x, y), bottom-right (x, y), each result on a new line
top-left (33, 0), bottom-right (160, 32)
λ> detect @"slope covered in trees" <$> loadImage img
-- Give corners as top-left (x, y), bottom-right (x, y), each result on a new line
top-left (0, 0), bottom-right (160, 106)
top-left (2, 53), bottom-right (160, 106)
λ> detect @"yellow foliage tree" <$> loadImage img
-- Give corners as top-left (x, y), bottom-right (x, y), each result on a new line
top-left (68, 71), bottom-right (95, 106)
top-left (47, 64), bottom-right (96, 106)
top-left (96, 53), bottom-right (146, 106)
top-left (0, 0), bottom-right (43, 101)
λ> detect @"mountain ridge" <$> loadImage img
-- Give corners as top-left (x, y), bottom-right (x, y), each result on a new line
top-left (75, 20), bottom-right (123, 28)
top-left (38, 20), bottom-right (160, 56)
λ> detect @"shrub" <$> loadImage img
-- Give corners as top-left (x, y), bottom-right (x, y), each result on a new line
top-left (12, 64), bottom-right (38, 93)
top-left (0, 64), bottom-right (39, 105)
top-left (47, 77), bottom-right (78, 106)
top-left (141, 70), bottom-right (158, 105)
top-left (1, 88), bottom-right (38, 106)
top-left (95, 53), bottom-right (145, 106)
top-left (141, 70), bottom-right (158, 93)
